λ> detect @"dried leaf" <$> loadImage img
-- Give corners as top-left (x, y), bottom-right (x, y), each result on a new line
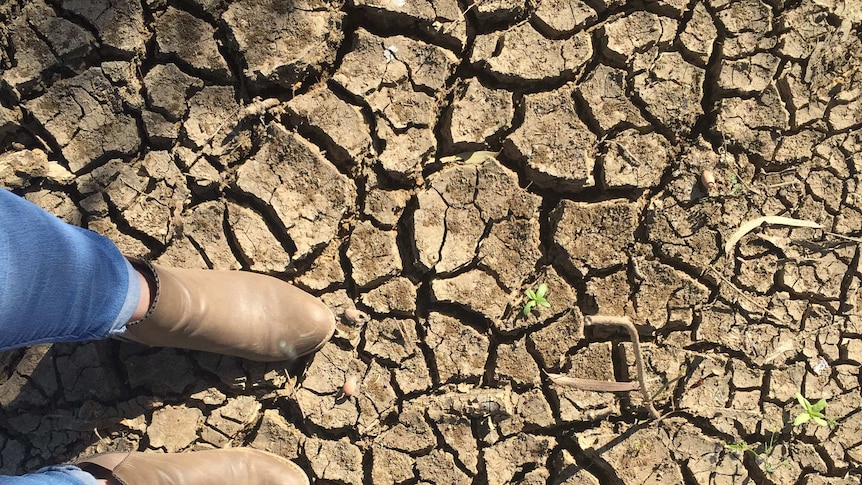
top-left (546, 373), bottom-right (640, 392)
top-left (724, 216), bottom-right (822, 256)
top-left (439, 150), bottom-right (499, 165)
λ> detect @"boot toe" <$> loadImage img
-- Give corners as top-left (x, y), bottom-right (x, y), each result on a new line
top-left (79, 449), bottom-right (309, 485)
top-left (237, 449), bottom-right (310, 485)
top-left (286, 293), bottom-right (336, 358)
top-left (120, 261), bottom-right (336, 362)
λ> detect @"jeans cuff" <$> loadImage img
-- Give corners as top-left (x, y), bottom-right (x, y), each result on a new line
top-left (20, 465), bottom-right (100, 485)
top-left (105, 257), bottom-right (141, 337)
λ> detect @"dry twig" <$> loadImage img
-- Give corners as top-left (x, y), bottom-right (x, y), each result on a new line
top-left (584, 315), bottom-right (660, 419)
top-left (546, 315), bottom-right (660, 419)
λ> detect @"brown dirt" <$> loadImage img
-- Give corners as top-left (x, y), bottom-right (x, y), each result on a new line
top-left (1, 0), bottom-right (861, 484)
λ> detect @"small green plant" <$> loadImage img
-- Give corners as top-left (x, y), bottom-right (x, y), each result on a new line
top-left (724, 441), bottom-right (753, 453)
top-left (793, 392), bottom-right (836, 428)
top-left (523, 283), bottom-right (550, 316)
top-left (724, 431), bottom-right (785, 474)
top-left (727, 171), bottom-right (744, 196)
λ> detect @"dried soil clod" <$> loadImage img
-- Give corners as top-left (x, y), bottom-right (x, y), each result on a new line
top-left (417, 387), bottom-right (515, 421)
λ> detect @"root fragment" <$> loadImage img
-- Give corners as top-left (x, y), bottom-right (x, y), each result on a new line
top-left (585, 315), bottom-right (660, 419)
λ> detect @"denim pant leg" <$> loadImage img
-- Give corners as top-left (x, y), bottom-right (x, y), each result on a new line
top-left (0, 188), bottom-right (140, 351)
top-left (0, 466), bottom-right (99, 485)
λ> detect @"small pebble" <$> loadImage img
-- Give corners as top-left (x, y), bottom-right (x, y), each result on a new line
top-left (342, 375), bottom-right (359, 397)
top-left (812, 357), bottom-right (830, 376)
top-left (701, 169), bottom-right (716, 192)
top-left (343, 308), bottom-right (370, 325)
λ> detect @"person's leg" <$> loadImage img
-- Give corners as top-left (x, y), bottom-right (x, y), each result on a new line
top-left (0, 190), bottom-right (330, 482)
top-left (129, 271), bottom-right (152, 322)
top-left (0, 191), bottom-right (138, 484)
top-left (0, 465), bottom-right (99, 485)
top-left (0, 188), bottom-right (141, 351)
top-left (0, 188), bottom-right (335, 361)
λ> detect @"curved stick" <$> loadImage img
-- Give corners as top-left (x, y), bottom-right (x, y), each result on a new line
top-left (585, 315), bottom-right (660, 419)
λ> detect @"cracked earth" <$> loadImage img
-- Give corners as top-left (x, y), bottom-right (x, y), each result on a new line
top-left (1, 0), bottom-right (862, 483)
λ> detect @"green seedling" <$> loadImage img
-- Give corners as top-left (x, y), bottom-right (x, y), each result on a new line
top-left (523, 283), bottom-right (550, 316)
top-left (727, 172), bottom-right (744, 196)
top-left (793, 392), bottom-right (836, 428)
top-left (724, 440), bottom-right (754, 453)
top-left (725, 431), bottom-right (785, 474)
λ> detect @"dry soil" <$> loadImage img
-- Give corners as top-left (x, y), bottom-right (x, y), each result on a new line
top-left (1, 0), bottom-right (861, 484)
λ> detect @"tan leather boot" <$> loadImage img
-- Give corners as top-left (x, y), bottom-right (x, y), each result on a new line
top-left (78, 449), bottom-right (309, 485)
top-left (121, 258), bottom-right (335, 362)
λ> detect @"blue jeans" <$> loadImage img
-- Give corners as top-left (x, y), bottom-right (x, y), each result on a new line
top-left (0, 467), bottom-right (99, 485)
top-left (0, 189), bottom-right (140, 485)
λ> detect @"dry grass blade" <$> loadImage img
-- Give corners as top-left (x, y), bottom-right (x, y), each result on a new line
top-left (545, 373), bottom-right (641, 392)
top-left (724, 216), bottom-right (822, 256)
top-left (438, 150), bottom-right (500, 165)
top-left (825, 232), bottom-right (862, 245)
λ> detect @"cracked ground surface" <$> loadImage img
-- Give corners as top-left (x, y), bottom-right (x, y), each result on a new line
top-left (1, 0), bottom-right (862, 483)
